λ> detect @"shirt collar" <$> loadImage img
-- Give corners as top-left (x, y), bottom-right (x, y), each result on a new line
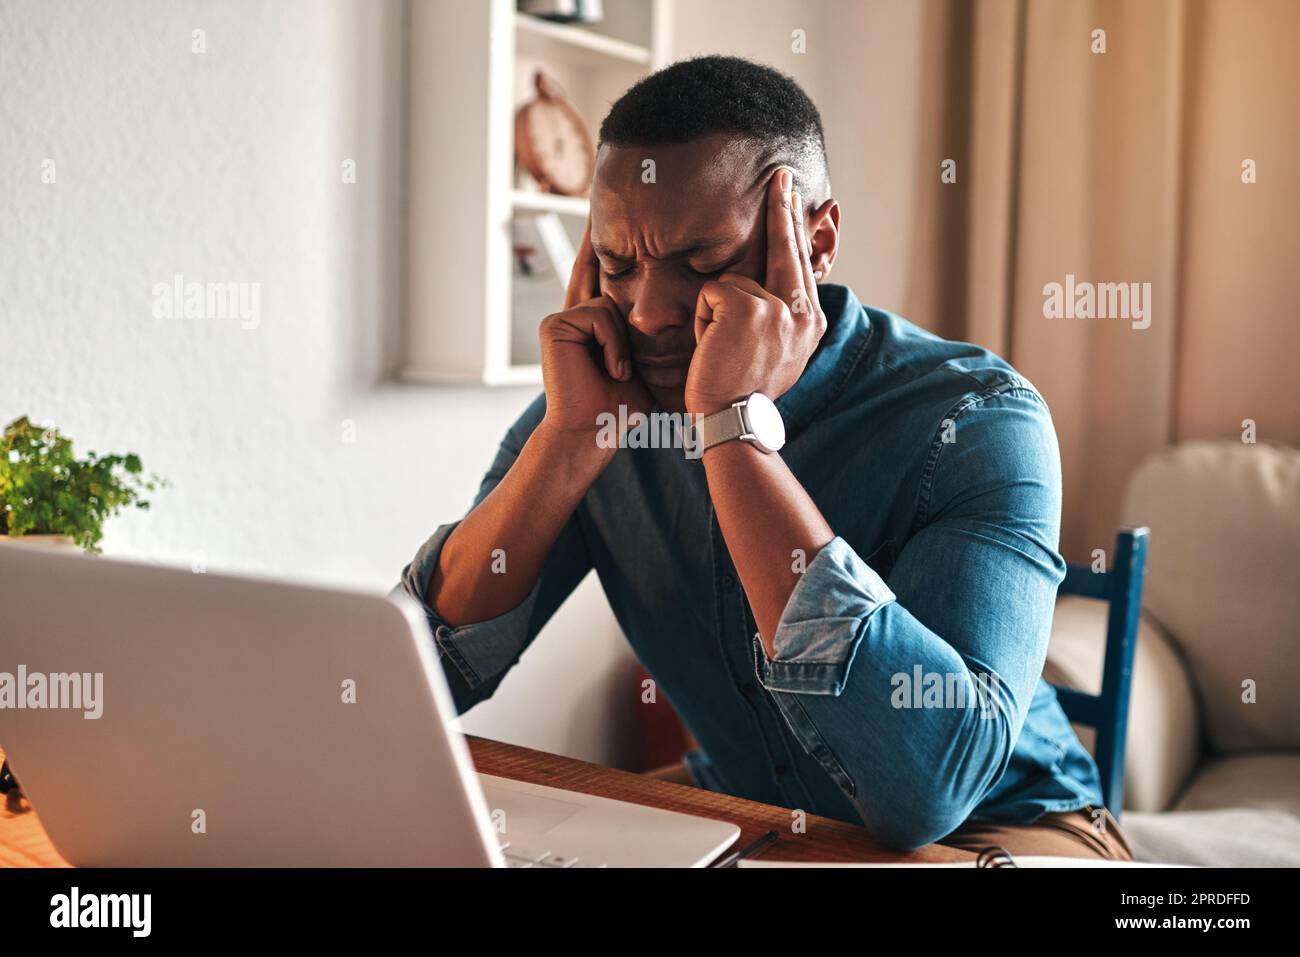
top-left (775, 283), bottom-right (874, 438)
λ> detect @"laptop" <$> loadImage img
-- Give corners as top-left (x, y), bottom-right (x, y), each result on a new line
top-left (0, 542), bottom-right (740, 867)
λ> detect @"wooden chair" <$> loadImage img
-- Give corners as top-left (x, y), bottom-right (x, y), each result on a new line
top-left (1050, 527), bottom-right (1150, 819)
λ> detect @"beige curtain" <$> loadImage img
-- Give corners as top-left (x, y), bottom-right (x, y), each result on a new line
top-left (902, 0), bottom-right (1300, 562)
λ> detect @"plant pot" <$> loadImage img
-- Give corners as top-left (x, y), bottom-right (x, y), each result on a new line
top-left (0, 534), bottom-right (78, 550)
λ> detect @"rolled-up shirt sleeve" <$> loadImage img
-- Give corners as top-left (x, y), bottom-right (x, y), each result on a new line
top-left (751, 536), bottom-right (896, 696)
top-left (397, 521), bottom-right (545, 691)
top-left (750, 385), bottom-right (1067, 850)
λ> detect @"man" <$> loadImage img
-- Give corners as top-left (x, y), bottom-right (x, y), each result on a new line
top-left (399, 56), bottom-right (1134, 860)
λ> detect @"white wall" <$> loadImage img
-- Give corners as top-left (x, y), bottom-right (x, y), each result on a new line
top-left (0, 0), bottom-right (640, 767)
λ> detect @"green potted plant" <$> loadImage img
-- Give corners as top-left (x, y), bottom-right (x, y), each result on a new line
top-left (0, 416), bottom-right (165, 553)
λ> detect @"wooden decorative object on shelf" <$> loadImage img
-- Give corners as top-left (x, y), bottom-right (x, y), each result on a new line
top-left (514, 70), bottom-right (596, 196)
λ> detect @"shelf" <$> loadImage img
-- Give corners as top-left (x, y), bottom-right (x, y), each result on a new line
top-left (515, 12), bottom-right (652, 70)
top-left (511, 189), bottom-right (590, 218)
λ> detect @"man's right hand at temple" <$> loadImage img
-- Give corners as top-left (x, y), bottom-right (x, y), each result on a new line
top-left (539, 218), bottom-right (651, 438)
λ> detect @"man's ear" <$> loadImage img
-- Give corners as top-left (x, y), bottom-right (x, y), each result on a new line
top-left (805, 198), bottom-right (840, 281)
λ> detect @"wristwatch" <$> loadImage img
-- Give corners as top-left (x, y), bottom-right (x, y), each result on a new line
top-left (697, 392), bottom-right (786, 454)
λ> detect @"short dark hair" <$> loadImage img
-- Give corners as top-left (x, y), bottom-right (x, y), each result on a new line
top-left (598, 55), bottom-right (830, 202)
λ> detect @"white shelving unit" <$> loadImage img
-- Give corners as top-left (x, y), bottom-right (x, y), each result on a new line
top-left (404, 0), bottom-right (671, 386)
top-left (508, 188), bottom-right (592, 218)
top-left (514, 10), bottom-right (653, 68)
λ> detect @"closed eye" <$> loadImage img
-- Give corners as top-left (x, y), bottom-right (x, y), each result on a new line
top-left (600, 259), bottom-right (736, 281)
top-left (601, 264), bottom-right (635, 281)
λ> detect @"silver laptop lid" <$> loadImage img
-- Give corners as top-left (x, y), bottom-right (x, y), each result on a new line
top-left (0, 542), bottom-right (502, 866)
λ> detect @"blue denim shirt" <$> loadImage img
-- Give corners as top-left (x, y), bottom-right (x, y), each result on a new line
top-left (398, 283), bottom-right (1104, 851)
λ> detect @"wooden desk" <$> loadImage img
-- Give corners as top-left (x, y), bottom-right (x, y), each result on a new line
top-left (0, 738), bottom-right (973, 866)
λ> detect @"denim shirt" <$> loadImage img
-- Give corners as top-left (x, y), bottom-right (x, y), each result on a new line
top-left (397, 283), bottom-right (1104, 851)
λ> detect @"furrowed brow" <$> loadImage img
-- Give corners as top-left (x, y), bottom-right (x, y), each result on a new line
top-left (593, 243), bottom-right (633, 262)
top-left (594, 237), bottom-right (734, 261)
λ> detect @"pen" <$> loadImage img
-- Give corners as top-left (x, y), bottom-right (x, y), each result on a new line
top-left (711, 830), bottom-right (778, 868)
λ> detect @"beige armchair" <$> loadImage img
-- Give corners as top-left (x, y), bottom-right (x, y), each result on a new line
top-left (1045, 441), bottom-right (1300, 866)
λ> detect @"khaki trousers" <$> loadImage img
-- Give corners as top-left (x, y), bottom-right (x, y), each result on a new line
top-left (938, 806), bottom-right (1136, 861)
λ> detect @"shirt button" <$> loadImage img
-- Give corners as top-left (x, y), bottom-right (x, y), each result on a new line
top-left (722, 573), bottom-right (736, 591)
top-left (774, 765), bottom-right (789, 777)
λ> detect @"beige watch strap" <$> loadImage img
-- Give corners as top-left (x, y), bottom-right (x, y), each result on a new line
top-left (698, 403), bottom-right (747, 452)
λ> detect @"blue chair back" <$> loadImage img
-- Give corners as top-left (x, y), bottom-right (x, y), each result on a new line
top-left (1051, 526), bottom-right (1150, 820)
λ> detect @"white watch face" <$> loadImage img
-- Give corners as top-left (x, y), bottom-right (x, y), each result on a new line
top-left (742, 392), bottom-right (786, 452)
